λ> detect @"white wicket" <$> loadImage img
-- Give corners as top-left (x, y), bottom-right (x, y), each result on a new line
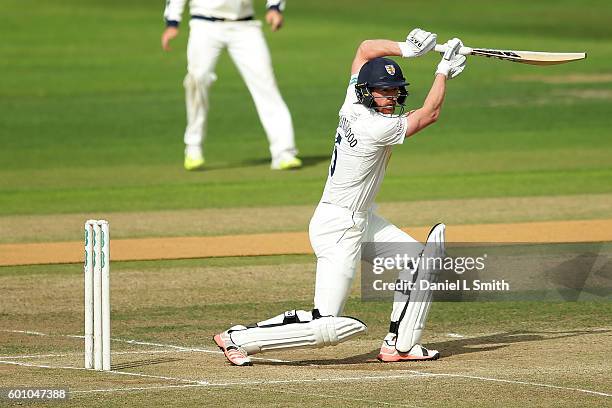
top-left (84, 220), bottom-right (111, 371)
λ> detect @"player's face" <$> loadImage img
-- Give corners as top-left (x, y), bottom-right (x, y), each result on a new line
top-left (371, 88), bottom-right (400, 114)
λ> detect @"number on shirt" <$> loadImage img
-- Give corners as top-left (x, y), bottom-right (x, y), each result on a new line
top-left (330, 132), bottom-right (342, 177)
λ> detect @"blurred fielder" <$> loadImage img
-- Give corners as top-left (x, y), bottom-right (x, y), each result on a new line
top-left (162, 0), bottom-right (301, 171)
top-left (214, 28), bottom-right (467, 365)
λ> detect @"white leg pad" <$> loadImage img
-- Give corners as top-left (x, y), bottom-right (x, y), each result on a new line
top-left (229, 310), bottom-right (367, 355)
top-left (393, 224), bottom-right (445, 352)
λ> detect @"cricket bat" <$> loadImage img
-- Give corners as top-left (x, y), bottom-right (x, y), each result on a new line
top-left (434, 44), bottom-right (586, 66)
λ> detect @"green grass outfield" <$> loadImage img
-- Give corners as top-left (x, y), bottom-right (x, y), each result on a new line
top-left (1, 0), bottom-right (612, 215)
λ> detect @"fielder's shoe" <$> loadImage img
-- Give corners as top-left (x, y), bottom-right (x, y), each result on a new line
top-left (377, 334), bottom-right (440, 362)
top-left (271, 155), bottom-right (302, 170)
top-left (184, 152), bottom-right (205, 171)
top-left (213, 326), bottom-right (252, 366)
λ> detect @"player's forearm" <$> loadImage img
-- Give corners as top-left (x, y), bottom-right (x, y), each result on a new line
top-left (357, 40), bottom-right (402, 61)
top-left (421, 74), bottom-right (447, 122)
top-left (351, 30), bottom-right (437, 75)
top-left (351, 40), bottom-right (402, 74)
top-left (405, 75), bottom-right (446, 137)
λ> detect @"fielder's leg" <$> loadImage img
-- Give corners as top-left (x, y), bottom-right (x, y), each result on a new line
top-left (183, 20), bottom-right (223, 170)
top-left (227, 21), bottom-right (300, 169)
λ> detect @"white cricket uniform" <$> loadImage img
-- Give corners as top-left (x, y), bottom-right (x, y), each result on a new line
top-left (163, 0), bottom-right (297, 163)
top-left (216, 72), bottom-right (439, 359)
top-left (310, 75), bottom-right (421, 316)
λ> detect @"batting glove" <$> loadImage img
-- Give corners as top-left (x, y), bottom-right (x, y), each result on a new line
top-left (399, 28), bottom-right (437, 58)
top-left (435, 38), bottom-right (467, 79)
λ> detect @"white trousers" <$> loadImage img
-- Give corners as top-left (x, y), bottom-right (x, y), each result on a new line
top-left (185, 19), bottom-right (297, 161)
top-left (309, 202), bottom-right (421, 316)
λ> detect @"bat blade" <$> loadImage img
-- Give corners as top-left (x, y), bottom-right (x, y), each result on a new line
top-left (470, 48), bottom-right (586, 65)
top-left (433, 44), bottom-right (587, 65)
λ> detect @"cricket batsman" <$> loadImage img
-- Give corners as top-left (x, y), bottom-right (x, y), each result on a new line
top-left (214, 28), bottom-right (467, 365)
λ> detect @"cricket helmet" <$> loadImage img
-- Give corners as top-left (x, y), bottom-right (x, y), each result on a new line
top-left (355, 57), bottom-right (409, 110)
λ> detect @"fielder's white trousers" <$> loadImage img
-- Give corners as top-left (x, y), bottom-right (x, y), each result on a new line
top-left (309, 202), bottom-right (420, 316)
top-left (185, 19), bottom-right (297, 161)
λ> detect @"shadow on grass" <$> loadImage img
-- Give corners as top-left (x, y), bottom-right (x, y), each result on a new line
top-left (112, 357), bottom-right (184, 370)
top-left (428, 328), bottom-right (610, 358)
top-left (256, 329), bottom-right (610, 366)
top-left (199, 154), bottom-right (330, 171)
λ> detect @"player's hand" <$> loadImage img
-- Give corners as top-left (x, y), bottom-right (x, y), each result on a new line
top-left (440, 38), bottom-right (463, 60)
top-left (403, 28), bottom-right (437, 58)
top-left (435, 38), bottom-right (467, 79)
top-left (161, 27), bottom-right (179, 51)
top-left (266, 10), bottom-right (283, 31)
top-left (447, 54), bottom-right (467, 79)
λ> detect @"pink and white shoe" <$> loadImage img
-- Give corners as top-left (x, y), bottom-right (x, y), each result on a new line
top-left (377, 334), bottom-right (440, 362)
top-left (213, 327), bottom-right (252, 366)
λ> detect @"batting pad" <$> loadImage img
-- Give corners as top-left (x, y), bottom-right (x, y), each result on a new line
top-left (229, 310), bottom-right (367, 355)
top-left (392, 223), bottom-right (446, 352)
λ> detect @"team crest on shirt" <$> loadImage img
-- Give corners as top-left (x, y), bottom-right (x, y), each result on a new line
top-left (385, 65), bottom-right (396, 75)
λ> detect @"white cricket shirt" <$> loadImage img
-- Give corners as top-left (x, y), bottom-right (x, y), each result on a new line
top-left (164, 0), bottom-right (284, 22)
top-left (319, 75), bottom-right (408, 212)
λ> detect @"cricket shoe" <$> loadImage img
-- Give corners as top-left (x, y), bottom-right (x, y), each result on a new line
top-left (213, 326), bottom-right (252, 366)
top-left (184, 152), bottom-right (205, 171)
top-left (377, 334), bottom-right (440, 362)
top-left (271, 155), bottom-right (302, 170)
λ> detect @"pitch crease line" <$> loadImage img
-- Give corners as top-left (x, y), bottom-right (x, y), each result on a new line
top-left (110, 337), bottom-right (289, 363)
top-left (70, 373), bottom-right (430, 394)
top-left (0, 349), bottom-right (196, 360)
top-left (0, 360), bottom-right (208, 385)
top-left (398, 370), bottom-right (612, 398)
top-left (1, 329), bottom-right (288, 363)
top-left (1, 329), bottom-right (48, 336)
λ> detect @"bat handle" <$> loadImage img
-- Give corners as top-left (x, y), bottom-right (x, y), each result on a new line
top-left (434, 44), bottom-right (473, 56)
